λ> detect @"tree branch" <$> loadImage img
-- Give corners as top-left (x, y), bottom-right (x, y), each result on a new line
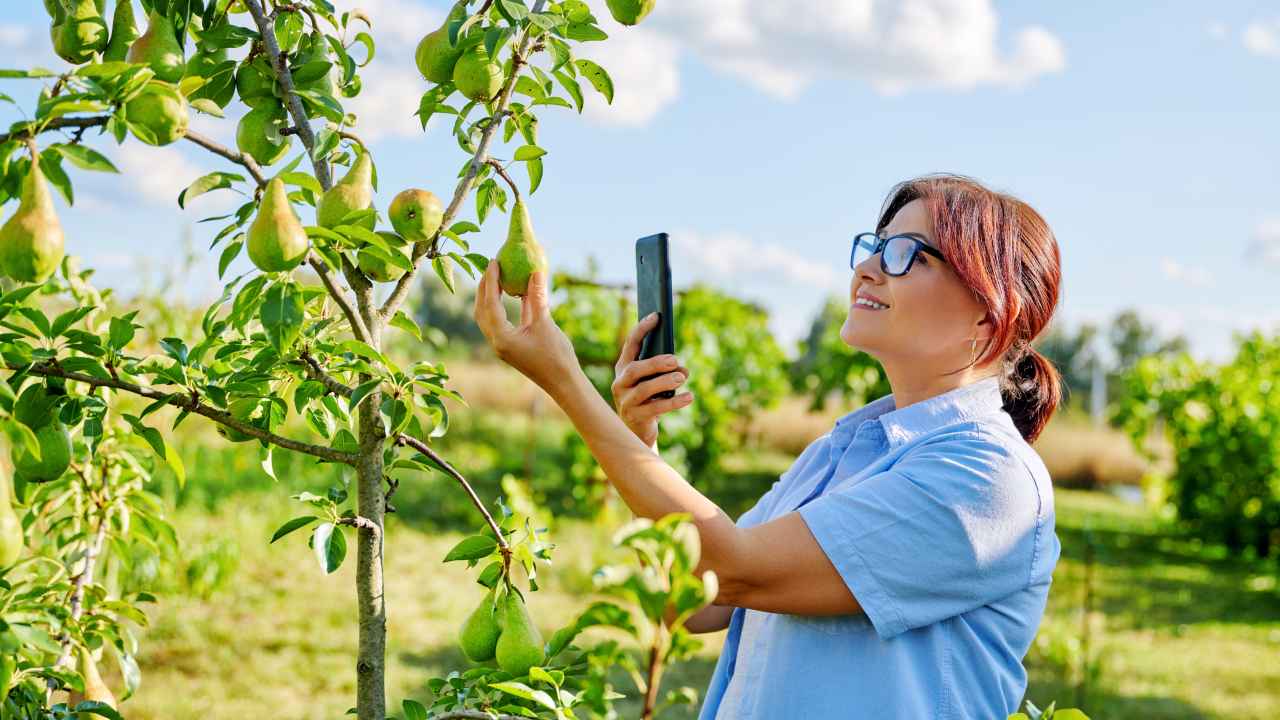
top-left (485, 158), bottom-right (522, 204)
top-left (18, 361), bottom-right (359, 465)
top-left (0, 115), bottom-right (108, 145)
top-left (429, 711), bottom-right (524, 720)
top-left (183, 129), bottom-right (268, 187)
top-left (241, 0), bottom-right (375, 343)
top-left (378, 0), bottom-right (550, 322)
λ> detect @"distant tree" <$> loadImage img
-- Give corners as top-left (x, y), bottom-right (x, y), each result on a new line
top-left (789, 297), bottom-right (890, 412)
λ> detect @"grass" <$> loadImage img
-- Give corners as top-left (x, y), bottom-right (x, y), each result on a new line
top-left (92, 481), bottom-right (1279, 720)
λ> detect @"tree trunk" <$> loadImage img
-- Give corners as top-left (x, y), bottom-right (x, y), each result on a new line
top-left (356, 322), bottom-right (388, 720)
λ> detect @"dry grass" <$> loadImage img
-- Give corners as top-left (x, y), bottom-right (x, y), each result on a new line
top-left (1033, 412), bottom-right (1155, 489)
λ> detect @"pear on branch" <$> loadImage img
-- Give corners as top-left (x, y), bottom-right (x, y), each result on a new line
top-left (415, 2), bottom-right (468, 84)
top-left (452, 43), bottom-right (503, 103)
top-left (495, 199), bottom-right (548, 297)
top-left (495, 589), bottom-right (544, 676)
top-left (606, 0), bottom-right (656, 26)
top-left (123, 80), bottom-right (189, 146)
top-left (0, 153), bottom-right (66, 283)
top-left (247, 178), bottom-right (309, 273)
top-left (236, 54), bottom-right (278, 107)
top-left (68, 647), bottom-right (118, 719)
top-left (236, 104), bottom-right (292, 166)
top-left (293, 30), bottom-right (337, 99)
top-left (127, 9), bottom-right (186, 83)
top-left (0, 472), bottom-right (24, 567)
top-left (317, 149), bottom-right (375, 229)
top-left (357, 231), bottom-right (413, 283)
top-left (102, 0), bottom-right (139, 62)
top-left (388, 188), bottom-right (443, 244)
top-left (457, 585), bottom-right (502, 662)
top-left (53, 0), bottom-right (109, 64)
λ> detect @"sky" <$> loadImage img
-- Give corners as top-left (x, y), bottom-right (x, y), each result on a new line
top-left (2, 0), bottom-right (1279, 362)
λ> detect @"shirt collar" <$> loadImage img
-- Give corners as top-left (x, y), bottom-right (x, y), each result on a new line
top-left (833, 376), bottom-right (1004, 449)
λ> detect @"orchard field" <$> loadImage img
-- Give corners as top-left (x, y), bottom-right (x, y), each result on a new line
top-left (3, 1), bottom-right (1280, 719)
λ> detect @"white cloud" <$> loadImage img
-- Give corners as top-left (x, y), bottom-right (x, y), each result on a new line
top-left (669, 229), bottom-right (845, 293)
top-left (644, 0), bottom-right (1066, 99)
top-left (110, 145), bottom-right (210, 207)
top-left (576, 25), bottom-right (681, 127)
top-left (1159, 257), bottom-right (1214, 288)
top-left (1243, 20), bottom-right (1280, 57)
top-left (1250, 218), bottom-right (1280, 267)
top-left (346, 64), bottom-right (430, 141)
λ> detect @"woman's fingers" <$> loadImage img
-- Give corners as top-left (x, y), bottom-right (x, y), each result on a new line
top-left (613, 354), bottom-right (678, 392)
top-left (619, 370), bottom-right (687, 414)
top-left (473, 259), bottom-right (512, 341)
top-left (616, 313), bottom-right (661, 369)
top-left (628, 391), bottom-right (695, 421)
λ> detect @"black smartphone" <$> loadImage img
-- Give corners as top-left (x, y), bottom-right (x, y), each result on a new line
top-left (634, 233), bottom-right (676, 399)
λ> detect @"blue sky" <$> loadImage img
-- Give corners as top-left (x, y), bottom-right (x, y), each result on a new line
top-left (3, 1), bottom-right (1278, 362)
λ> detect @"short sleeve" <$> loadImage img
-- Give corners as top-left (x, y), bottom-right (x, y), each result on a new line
top-left (795, 429), bottom-right (1043, 640)
top-left (735, 432), bottom-right (831, 528)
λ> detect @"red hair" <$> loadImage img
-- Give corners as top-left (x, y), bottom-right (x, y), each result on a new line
top-left (876, 174), bottom-right (1063, 443)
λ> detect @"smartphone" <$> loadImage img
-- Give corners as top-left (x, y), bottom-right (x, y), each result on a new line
top-left (634, 233), bottom-right (676, 400)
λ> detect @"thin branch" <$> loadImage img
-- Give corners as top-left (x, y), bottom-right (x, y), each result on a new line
top-left (395, 433), bottom-right (511, 569)
top-left (485, 158), bottom-right (522, 204)
top-left (378, 0), bottom-right (550, 321)
top-left (429, 711), bottom-right (524, 720)
top-left (19, 361), bottom-right (359, 465)
top-left (242, 0), bottom-right (375, 342)
top-left (0, 115), bottom-right (108, 145)
top-left (338, 129), bottom-right (367, 149)
top-left (46, 486), bottom-right (109, 699)
top-left (298, 348), bottom-right (351, 396)
top-left (183, 129), bottom-right (268, 187)
top-left (337, 515), bottom-right (382, 537)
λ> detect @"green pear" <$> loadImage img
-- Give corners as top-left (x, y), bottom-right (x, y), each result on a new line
top-left (606, 0), bottom-right (656, 26)
top-left (123, 80), bottom-right (189, 146)
top-left (388, 188), bottom-right (443, 243)
top-left (0, 473), bottom-right (24, 568)
top-left (236, 104), bottom-right (292, 166)
top-left (236, 55), bottom-right (277, 107)
top-left (316, 149), bottom-right (374, 228)
top-left (247, 178), bottom-right (309, 273)
top-left (53, 0), bottom-right (108, 64)
top-left (495, 590), bottom-right (544, 676)
top-left (68, 647), bottom-right (117, 719)
top-left (216, 396), bottom-right (260, 443)
top-left (0, 157), bottom-right (66, 284)
top-left (186, 46), bottom-right (235, 107)
top-left (414, 2), bottom-right (467, 84)
top-left (127, 10), bottom-right (185, 83)
top-left (457, 586), bottom-right (502, 662)
top-left (43, 0), bottom-right (66, 23)
top-left (452, 44), bottom-right (503, 103)
top-left (13, 421), bottom-right (73, 484)
top-left (495, 199), bottom-right (547, 297)
top-left (102, 0), bottom-right (139, 62)
top-left (357, 231), bottom-right (412, 283)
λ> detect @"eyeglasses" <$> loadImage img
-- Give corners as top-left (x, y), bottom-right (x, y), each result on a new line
top-left (851, 232), bottom-right (948, 276)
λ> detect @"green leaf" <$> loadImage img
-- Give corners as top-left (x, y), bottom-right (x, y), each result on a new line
top-left (443, 534), bottom-right (498, 562)
top-left (179, 172), bottom-right (245, 209)
top-left (402, 699), bottom-right (428, 720)
top-left (574, 59), bottom-right (613, 103)
top-left (271, 515), bottom-right (319, 543)
top-left (313, 522), bottom-right (347, 574)
top-left (348, 379), bottom-right (382, 411)
top-left (514, 145), bottom-right (546, 161)
top-left (390, 310), bottom-right (422, 341)
top-left (38, 152), bottom-right (73, 206)
top-left (552, 69), bottom-right (583, 112)
top-left (50, 144), bottom-right (119, 173)
top-left (189, 98), bottom-right (225, 117)
top-left (526, 156), bottom-right (543, 194)
top-left (218, 235), bottom-right (244, 279)
top-left (262, 281), bottom-right (306, 354)
top-left (279, 171), bottom-right (323, 195)
top-left (122, 414), bottom-right (186, 487)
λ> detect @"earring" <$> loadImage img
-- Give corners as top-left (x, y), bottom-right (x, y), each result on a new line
top-left (969, 338), bottom-right (978, 366)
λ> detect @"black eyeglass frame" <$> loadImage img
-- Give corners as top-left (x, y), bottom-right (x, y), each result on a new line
top-left (851, 232), bottom-right (948, 276)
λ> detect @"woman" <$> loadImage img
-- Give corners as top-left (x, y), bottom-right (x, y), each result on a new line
top-left (473, 173), bottom-right (1062, 719)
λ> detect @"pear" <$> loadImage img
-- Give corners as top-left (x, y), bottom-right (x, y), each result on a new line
top-left (43, 0), bottom-right (66, 23)
top-left (13, 420), bottom-right (73, 484)
top-left (0, 157), bottom-right (66, 284)
top-left (316, 149), bottom-right (375, 228)
top-left (127, 10), bottom-right (185, 83)
top-left (247, 178), bottom-right (309, 273)
top-left (0, 473), bottom-right (24, 567)
top-left (495, 590), bottom-right (544, 676)
top-left (236, 105), bottom-right (292, 166)
top-left (186, 46), bottom-right (235, 107)
top-left (123, 80), bottom-right (189, 146)
top-left (216, 396), bottom-right (260, 443)
top-left (68, 647), bottom-right (117, 719)
top-left (415, 2), bottom-right (467, 83)
top-left (452, 44), bottom-right (503, 103)
top-left (606, 0), bottom-right (656, 26)
top-left (495, 199), bottom-right (547, 297)
top-left (102, 0), bottom-right (139, 62)
top-left (388, 188), bottom-right (443, 244)
top-left (236, 55), bottom-right (277, 107)
top-left (53, 0), bottom-right (109, 64)
top-left (357, 231), bottom-right (412, 283)
top-left (457, 586), bottom-right (502, 662)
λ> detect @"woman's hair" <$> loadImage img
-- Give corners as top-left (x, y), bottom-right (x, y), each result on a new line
top-left (875, 173), bottom-right (1062, 444)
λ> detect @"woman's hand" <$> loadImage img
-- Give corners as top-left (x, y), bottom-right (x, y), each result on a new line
top-left (472, 260), bottom-right (580, 394)
top-left (612, 312), bottom-right (694, 449)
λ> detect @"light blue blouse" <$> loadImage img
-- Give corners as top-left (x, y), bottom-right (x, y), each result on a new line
top-left (698, 376), bottom-right (1060, 719)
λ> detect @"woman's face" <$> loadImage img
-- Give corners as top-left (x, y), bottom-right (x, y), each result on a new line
top-left (840, 199), bottom-right (989, 370)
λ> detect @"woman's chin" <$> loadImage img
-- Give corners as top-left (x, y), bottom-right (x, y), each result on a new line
top-left (839, 321), bottom-right (876, 352)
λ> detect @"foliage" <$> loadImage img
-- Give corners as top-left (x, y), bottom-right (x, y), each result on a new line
top-left (787, 296), bottom-right (889, 412)
top-left (1111, 331), bottom-right (1280, 562)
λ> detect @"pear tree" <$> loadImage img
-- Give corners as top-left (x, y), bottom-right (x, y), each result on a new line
top-left (0, 0), bottom-right (720, 718)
